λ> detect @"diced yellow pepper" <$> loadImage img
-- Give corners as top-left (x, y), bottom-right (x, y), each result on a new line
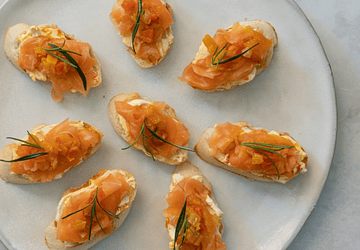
top-left (252, 153), bottom-right (264, 164)
top-left (204, 34), bottom-right (228, 70)
top-left (73, 219), bottom-right (86, 230)
top-left (41, 57), bottom-right (50, 68)
top-left (35, 46), bottom-right (47, 56)
top-left (210, 65), bottom-right (218, 71)
top-left (202, 34), bottom-right (217, 55)
top-left (46, 54), bottom-right (58, 65)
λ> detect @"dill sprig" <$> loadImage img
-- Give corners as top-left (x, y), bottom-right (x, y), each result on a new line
top-left (41, 41), bottom-right (87, 91)
top-left (0, 131), bottom-right (49, 163)
top-left (241, 142), bottom-right (294, 180)
top-left (132, 0), bottom-right (145, 54)
top-left (122, 118), bottom-right (195, 161)
top-left (211, 43), bottom-right (259, 68)
top-left (62, 187), bottom-right (119, 240)
top-left (173, 197), bottom-right (198, 250)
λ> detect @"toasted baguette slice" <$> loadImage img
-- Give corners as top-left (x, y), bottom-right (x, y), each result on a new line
top-left (108, 93), bottom-right (190, 165)
top-left (195, 121), bottom-right (308, 184)
top-left (4, 23), bottom-right (102, 102)
top-left (45, 168), bottom-right (137, 249)
top-left (0, 119), bottom-right (103, 184)
top-left (109, 0), bottom-right (174, 67)
top-left (163, 161), bottom-right (226, 249)
top-left (180, 20), bottom-right (278, 91)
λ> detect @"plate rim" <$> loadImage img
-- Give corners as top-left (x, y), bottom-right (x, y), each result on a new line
top-left (0, 0), bottom-right (337, 249)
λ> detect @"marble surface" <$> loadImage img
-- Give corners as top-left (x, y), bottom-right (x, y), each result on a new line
top-left (0, 0), bottom-right (359, 249)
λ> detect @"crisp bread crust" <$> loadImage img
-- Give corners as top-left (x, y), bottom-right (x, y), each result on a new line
top-left (44, 169), bottom-right (137, 249)
top-left (195, 121), bottom-right (308, 184)
top-left (188, 20), bottom-right (278, 92)
top-left (3, 23), bottom-right (102, 97)
top-left (108, 92), bottom-right (189, 165)
top-left (165, 161), bottom-right (224, 247)
top-left (0, 121), bottom-right (103, 184)
top-left (109, 0), bottom-right (174, 68)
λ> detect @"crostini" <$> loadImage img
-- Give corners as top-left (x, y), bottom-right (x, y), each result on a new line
top-left (163, 161), bottom-right (226, 249)
top-left (108, 93), bottom-right (192, 165)
top-left (4, 23), bottom-right (102, 102)
top-left (45, 168), bottom-right (136, 249)
top-left (179, 20), bottom-right (277, 91)
top-left (195, 121), bottom-right (308, 184)
top-left (0, 119), bottom-right (103, 184)
top-left (110, 0), bottom-right (174, 67)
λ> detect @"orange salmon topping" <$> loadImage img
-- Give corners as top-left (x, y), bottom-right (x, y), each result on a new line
top-left (208, 122), bottom-right (301, 178)
top-left (10, 119), bottom-right (102, 182)
top-left (56, 170), bottom-right (130, 242)
top-left (110, 0), bottom-right (173, 63)
top-left (163, 178), bottom-right (226, 250)
top-left (115, 95), bottom-right (190, 158)
top-left (17, 37), bottom-right (98, 102)
top-left (179, 22), bottom-right (273, 91)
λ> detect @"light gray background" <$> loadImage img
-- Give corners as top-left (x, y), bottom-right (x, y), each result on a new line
top-left (288, 1), bottom-right (360, 249)
top-left (0, 0), bottom-right (359, 249)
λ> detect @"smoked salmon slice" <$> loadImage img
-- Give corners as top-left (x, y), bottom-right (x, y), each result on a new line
top-left (4, 24), bottom-right (101, 102)
top-left (195, 121), bottom-right (308, 183)
top-left (56, 170), bottom-right (133, 242)
top-left (108, 93), bottom-right (191, 165)
top-left (7, 119), bottom-right (103, 183)
top-left (44, 169), bottom-right (136, 248)
top-left (179, 21), bottom-right (277, 91)
top-left (110, 0), bottom-right (174, 66)
top-left (164, 162), bottom-right (226, 250)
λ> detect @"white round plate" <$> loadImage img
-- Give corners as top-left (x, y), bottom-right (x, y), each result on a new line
top-left (0, 0), bottom-right (336, 249)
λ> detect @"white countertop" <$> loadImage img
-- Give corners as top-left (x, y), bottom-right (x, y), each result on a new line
top-left (0, 0), bottom-right (359, 249)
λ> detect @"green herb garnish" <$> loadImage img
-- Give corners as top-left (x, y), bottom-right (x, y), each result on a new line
top-left (211, 43), bottom-right (259, 68)
top-left (241, 142), bottom-right (294, 180)
top-left (132, 0), bottom-right (145, 54)
top-left (0, 131), bottom-right (49, 163)
top-left (122, 119), bottom-right (195, 161)
top-left (62, 187), bottom-right (119, 240)
top-left (41, 41), bottom-right (87, 91)
top-left (172, 197), bottom-right (198, 250)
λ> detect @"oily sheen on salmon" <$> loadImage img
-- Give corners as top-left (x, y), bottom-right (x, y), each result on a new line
top-left (195, 121), bottom-right (308, 184)
top-left (0, 119), bottom-right (103, 184)
top-left (179, 20), bottom-right (277, 91)
top-left (45, 169), bottom-right (137, 249)
top-left (4, 23), bottom-right (102, 102)
top-left (108, 93), bottom-right (191, 165)
top-left (110, 0), bottom-right (174, 67)
top-left (164, 162), bottom-right (226, 250)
